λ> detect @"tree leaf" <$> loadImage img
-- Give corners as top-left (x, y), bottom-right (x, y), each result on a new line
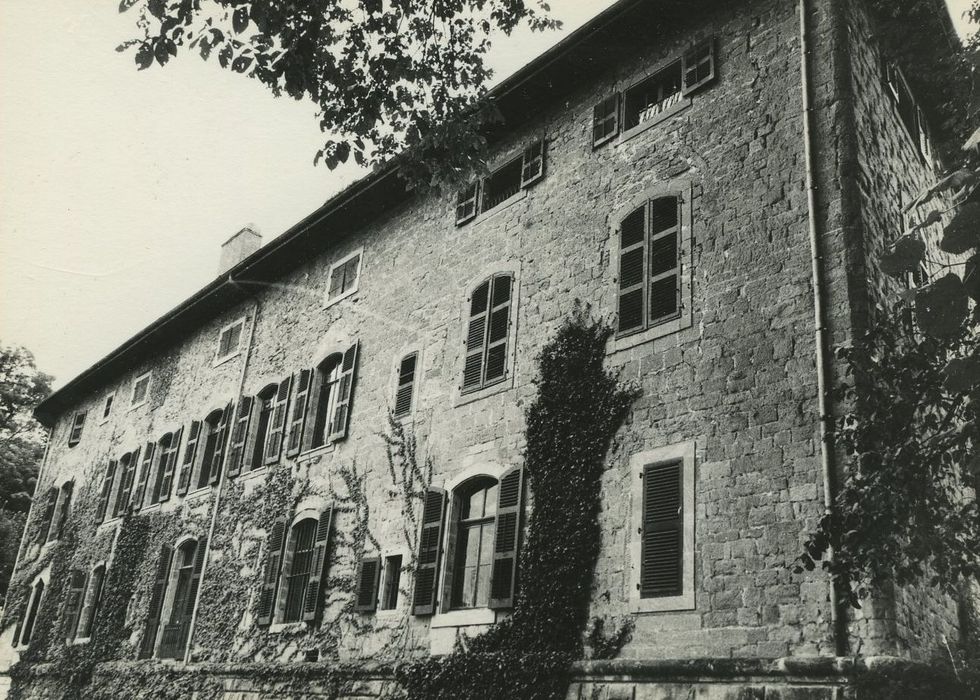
top-left (940, 202), bottom-right (980, 254)
top-left (153, 39), bottom-right (170, 66)
top-left (914, 273), bottom-right (969, 338)
top-left (942, 352), bottom-right (980, 392)
top-left (232, 55), bottom-right (253, 74)
top-left (233, 7), bottom-right (249, 34)
top-left (118, 0), bottom-right (141, 13)
top-left (135, 43), bottom-right (154, 70)
top-left (964, 253), bottom-right (980, 301)
top-left (880, 234), bottom-right (925, 277)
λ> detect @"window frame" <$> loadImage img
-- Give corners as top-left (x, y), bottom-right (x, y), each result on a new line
top-left (454, 138), bottom-right (545, 226)
top-left (99, 392), bottom-right (115, 424)
top-left (378, 553), bottom-right (405, 613)
top-left (392, 350), bottom-right (420, 420)
top-left (214, 317), bottom-right (246, 366)
top-left (130, 371), bottom-right (152, 409)
top-left (67, 411), bottom-right (86, 447)
top-left (73, 562), bottom-right (107, 642)
top-left (16, 575), bottom-right (47, 649)
top-left (628, 440), bottom-right (696, 614)
top-left (324, 248), bottom-right (364, 307)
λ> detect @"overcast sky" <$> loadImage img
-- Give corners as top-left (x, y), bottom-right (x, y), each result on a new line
top-left (0, 1), bottom-right (974, 389)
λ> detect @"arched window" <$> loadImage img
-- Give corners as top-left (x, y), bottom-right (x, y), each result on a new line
top-left (282, 518), bottom-right (318, 623)
top-left (153, 538), bottom-right (206, 660)
top-left (309, 355), bottom-right (343, 449)
top-left (252, 384), bottom-right (278, 465)
top-left (449, 477), bottom-right (499, 609)
top-left (64, 569), bottom-right (87, 641)
top-left (150, 430), bottom-right (182, 505)
top-left (76, 564), bottom-right (106, 639)
top-left (18, 579), bottom-right (45, 647)
top-left (113, 450), bottom-right (138, 518)
top-left (461, 274), bottom-right (513, 393)
top-left (196, 408), bottom-right (229, 490)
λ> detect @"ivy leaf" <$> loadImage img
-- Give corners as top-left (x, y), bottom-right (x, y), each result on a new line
top-left (116, 39), bottom-right (140, 53)
top-left (942, 351), bottom-right (980, 392)
top-left (233, 7), bottom-right (249, 34)
top-left (965, 253), bottom-right (980, 301)
top-left (915, 210), bottom-right (942, 229)
top-left (880, 234), bottom-right (925, 277)
top-left (940, 202), bottom-right (980, 254)
top-left (914, 273), bottom-right (969, 338)
top-left (232, 55), bottom-right (253, 73)
top-left (153, 39), bottom-right (171, 66)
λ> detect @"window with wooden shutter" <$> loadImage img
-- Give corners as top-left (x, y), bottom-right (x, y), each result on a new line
top-left (176, 421), bottom-right (201, 496)
top-left (462, 280), bottom-right (490, 392)
top-left (207, 403), bottom-right (233, 485)
top-left (76, 565), bottom-right (105, 639)
top-left (682, 38), bottom-right (716, 95)
top-left (623, 61), bottom-right (683, 131)
top-left (393, 353), bottom-right (417, 419)
top-left (49, 482), bottom-right (73, 542)
top-left (617, 197), bottom-right (681, 335)
top-left (640, 461), bottom-right (683, 598)
top-left (306, 356), bottom-right (342, 451)
top-left (380, 555), bottom-right (402, 611)
top-left (264, 378), bottom-right (292, 464)
top-left (327, 343), bottom-right (358, 442)
top-left (327, 252), bottom-right (362, 303)
top-left (139, 544), bottom-right (173, 659)
top-left (37, 487), bottom-right (58, 544)
top-left (256, 517), bottom-right (288, 626)
top-left (592, 94), bottom-right (620, 147)
top-left (157, 428), bottom-right (182, 503)
top-left (520, 139), bottom-right (544, 188)
top-left (462, 274), bottom-right (513, 393)
top-left (618, 206), bottom-right (647, 334)
top-left (113, 447), bottom-right (140, 517)
top-left (131, 371), bottom-right (151, 407)
top-left (455, 183), bottom-right (478, 226)
top-left (131, 442), bottom-right (156, 512)
top-left (286, 369), bottom-right (311, 457)
top-left (489, 468), bottom-right (524, 609)
top-left (95, 460), bottom-right (117, 524)
top-left (68, 411), bottom-right (86, 447)
top-left (301, 509), bottom-right (334, 622)
top-left (353, 556), bottom-right (381, 613)
top-left (412, 488), bottom-right (446, 616)
top-left (64, 569), bottom-right (87, 641)
top-left (19, 579), bottom-right (44, 647)
top-left (225, 396), bottom-right (254, 478)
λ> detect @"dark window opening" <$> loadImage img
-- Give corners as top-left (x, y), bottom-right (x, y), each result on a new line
top-left (623, 61), bottom-right (683, 131)
top-left (283, 519), bottom-right (318, 623)
top-left (68, 412), bottom-right (86, 447)
top-left (253, 384), bottom-right (277, 466)
top-left (328, 254), bottom-right (361, 300)
top-left (450, 477), bottom-right (499, 610)
top-left (393, 353), bottom-right (417, 419)
top-left (380, 555), bottom-right (402, 611)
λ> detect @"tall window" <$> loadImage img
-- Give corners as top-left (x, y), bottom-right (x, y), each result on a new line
top-left (131, 371), bottom-right (151, 407)
top-left (380, 555), bottom-right (403, 611)
top-left (113, 450), bottom-right (138, 518)
top-left (393, 353), bottom-right (418, 419)
top-left (64, 570), bottom-right (87, 641)
top-left (215, 318), bottom-right (245, 362)
top-left (95, 459), bottom-right (118, 524)
top-left (327, 251), bottom-right (362, 303)
top-left (101, 392), bottom-right (114, 422)
top-left (617, 196), bottom-right (682, 335)
top-left (18, 579), bottom-right (45, 647)
top-left (252, 384), bottom-right (278, 465)
top-left (76, 564), bottom-right (106, 639)
top-left (310, 356), bottom-right (342, 449)
top-left (67, 411), bottom-right (86, 447)
top-left (282, 518), bottom-right (318, 623)
top-left (462, 274), bottom-right (513, 393)
top-left (150, 431), bottom-right (181, 505)
top-left (196, 408), bottom-right (229, 489)
top-left (36, 486), bottom-right (58, 544)
top-left (154, 538), bottom-right (206, 660)
top-left (45, 482), bottom-right (73, 543)
top-left (450, 478), bottom-right (498, 609)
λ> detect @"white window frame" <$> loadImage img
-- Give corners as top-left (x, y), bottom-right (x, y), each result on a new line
top-left (99, 392), bottom-right (115, 424)
top-left (214, 317), bottom-right (246, 366)
top-left (629, 440), bottom-right (696, 614)
top-left (130, 371), bottom-right (152, 409)
top-left (324, 248), bottom-right (363, 308)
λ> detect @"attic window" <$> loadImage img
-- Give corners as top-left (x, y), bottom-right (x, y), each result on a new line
top-left (131, 372), bottom-right (151, 408)
top-left (455, 139), bottom-right (545, 226)
top-left (624, 61), bottom-right (683, 131)
top-left (326, 250), bottom-right (362, 305)
top-left (215, 318), bottom-right (245, 363)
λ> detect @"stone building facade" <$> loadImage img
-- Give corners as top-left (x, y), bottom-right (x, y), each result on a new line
top-left (0, 0), bottom-right (970, 697)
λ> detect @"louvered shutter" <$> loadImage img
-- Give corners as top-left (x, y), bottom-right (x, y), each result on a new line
top-left (520, 139), bottom-right (544, 188)
top-left (37, 487), bottom-right (58, 543)
top-left (484, 275), bottom-right (512, 384)
top-left (115, 447), bottom-right (140, 516)
top-left (302, 508), bottom-right (334, 622)
top-left (208, 404), bottom-right (233, 484)
top-left (489, 467), bottom-right (524, 609)
top-left (301, 368), bottom-right (324, 453)
top-left (462, 280), bottom-right (490, 392)
top-left (640, 461), bottom-right (683, 598)
top-left (393, 353), bottom-right (417, 419)
top-left (176, 421), bottom-right (201, 496)
top-left (139, 544), bottom-right (173, 658)
top-left (455, 183), bottom-right (479, 226)
top-left (64, 570), bottom-right (87, 641)
top-left (648, 197), bottom-right (681, 324)
top-left (327, 343), bottom-right (358, 442)
top-left (354, 557), bottom-right (381, 613)
top-left (286, 370), bottom-right (311, 456)
top-left (256, 517), bottom-right (288, 626)
top-left (95, 460), bottom-right (117, 524)
top-left (159, 427), bottom-right (183, 502)
top-left (132, 442), bottom-right (155, 512)
top-left (617, 205), bottom-right (647, 334)
top-left (52, 481), bottom-right (73, 541)
top-left (593, 94), bottom-right (620, 147)
top-left (77, 566), bottom-right (105, 639)
top-left (682, 38), bottom-right (716, 95)
top-left (185, 536), bottom-right (208, 620)
top-left (264, 378), bottom-right (292, 464)
top-left (225, 397), bottom-right (253, 478)
top-left (412, 488), bottom-right (446, 615)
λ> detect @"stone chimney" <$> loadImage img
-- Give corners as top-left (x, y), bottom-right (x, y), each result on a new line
top-left (219, 225), bottom-right (262, 275)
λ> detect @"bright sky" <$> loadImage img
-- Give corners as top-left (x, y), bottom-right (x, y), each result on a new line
top-left (0, 1), bottom-right (974, 389)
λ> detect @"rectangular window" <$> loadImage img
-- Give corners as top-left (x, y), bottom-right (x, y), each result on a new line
top-left (455, 138), bottom-right (545, 225)
top-left (624, 61), bottom-right (683, 131)
top-left (326, 251), bottom-right (362, 304)
top-left (461, 274), bottom-right (513, 394)
top-left (68, 412), bottom-right (86, 447)
top-left (215, 319), bottom-right (245, 362)
top-left (101, 393), bottom-right (114, 422)
top-left (131, 372), bottom-right (151, 407)
top-left (883, 59), bottom-right (931, 160)
top-left (380, 555), bottom-right (402, 611)
top-left (393, 353), bottom-right (417, 419)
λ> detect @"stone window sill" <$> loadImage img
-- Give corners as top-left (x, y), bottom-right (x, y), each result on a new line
top-left (184, 486), bottom-right (212, 502)
top-left (430, 608), bottom-right (495, 629)
top-left (213, 351), bottom-right (241, 368)
top-left (454, 376), bottom-right (514, 408)
top-left (323, 289), bottom-right (360, 311)
top-left (238, 466), bottom-right (270, 482)
top-left (615, 98), bottom-right (691, 147)
top-left (297, 443), bottom-right (336, 462)
top-left (471, 189), bottom-right (527, 227)
top-left (630, 592), bottom-right (696, 614)
top-left (268, 621), bottom-right (307, 634)
top-left (608, 314), bottom-right (692, 355)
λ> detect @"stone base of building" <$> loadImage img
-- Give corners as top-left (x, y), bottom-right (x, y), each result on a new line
top-left (0, 656), bottom-right (959, 699)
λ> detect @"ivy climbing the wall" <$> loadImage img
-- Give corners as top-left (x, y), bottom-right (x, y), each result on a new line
top-left (398, 306), bottom-right (638, 699)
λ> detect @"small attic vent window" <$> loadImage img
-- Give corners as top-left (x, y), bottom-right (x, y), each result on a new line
top-left (215, 318), bottom-right (245, 363)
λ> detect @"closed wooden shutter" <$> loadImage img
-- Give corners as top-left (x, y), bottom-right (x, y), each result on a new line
top-left (139, 544), bottom-right (173, 658)
top-left (302, 508), bottom-right (334, 622)
top-left (412, 488), bottom-right (446, 615)
top-left (51, 481), bottom-right (73, 542)
top-left (38, 487), bottom-right (58, 543)
top-left (95, 460), bottom-right (117, 524)
top-left (132, 442), bottom-right (156, 512)
top-left (648, 197), bottom-right (681, 324)
top-left (256, 517), bottom-right (288, 626)
top-left (68, 412), bottom-right (86, 446)
top-left (455, 183), bottom-right (478, 225)
top-left (593, 94), bottom-right (620, 147)
top-left (208, 404), bottom-right (233, 485)
top-left (484, 275), bottom-right (512, 384)
top-left (264, 378), bottom-right (292, 464)
top-left (158, 427), bottom-right (183, 502)
top-left (327, 343), bottom-right (358, 442)
top-left (77, 566), bottom-right (105, 639)
top-left (462, 280), bottom-right (490, 392)
top-left (286, 369), bottom-right (311, 457)
top-left (682, 38), bottom-right (716, 95)
top-left (520, 139), bottom-right (544, 188)
top-left (490, 467), bottom-right (524, 609)
top-left (393, 353), bottom-right (417, 419)
top-left (176, 421), bottom-right (201, 496)
top-left (64, 569), bottom-right (87, 641)
top-left (185, 536), bottom-right (208, 621)
top-left (225, 396), bottom-right (253, 478)
top-left (353, 556), bottom-right (381, 613)
top-left (618, 205), bottom-right (647, 334)
top-left (114, 447), bottom-right (140, 517)
top-left (640, 461), bottom-right (683, 598)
